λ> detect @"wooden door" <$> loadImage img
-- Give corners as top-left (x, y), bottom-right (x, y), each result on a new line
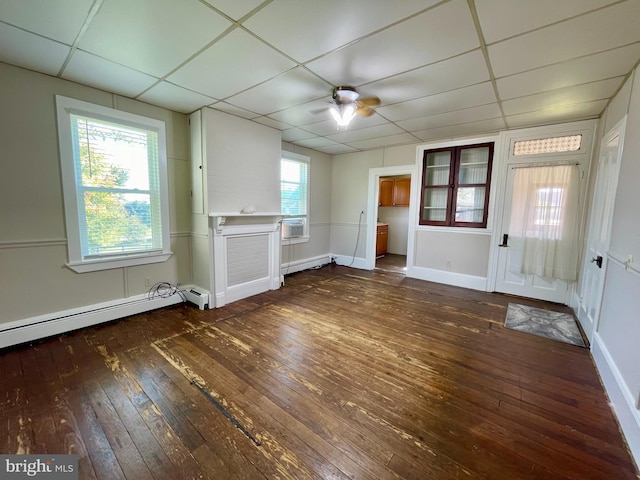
top-left (379, 178), bottom-right (394, 206)
top-left (393, 178), bottom-right (411, 206)
top-left (577, 119), bottom-right (625, 342)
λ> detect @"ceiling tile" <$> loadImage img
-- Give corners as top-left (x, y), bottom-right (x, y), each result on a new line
top-left (207, 101), bottom-right (261, 119)
top-left (0, 0), bottom-right (93, 45)
top-left (413, 118), bottom-right (505, 142)
top-left (78, 0), bottom-right (232, 77)
top-left (303, 115), bottom-right (388, 136)
top-left (488, 1), bottom-right (640, 77)
top-left (496, 43), bottom-right (640, 100)
top-left (327, 123), bottom-right (404, 144)
top-left (137, 82), bottom-right (216, 114)
top-left (242, 0), bottom-right (441, 63)
top-left (201, 0), bottom-right (265, 21)
top-left (311, 144), bottom-right (359, 155)
top-left (252, 116), bottom-right (292, 130)
top-left (347, 133), bottom-right (420, 150)
top-left (225, 67), bottom-right (332, 115)
top-left (168, 28), bottom-right (296, 100)
top-left (305, 0), bottom-right (480, 87)
top-left (63, 50), bottom-right (158, 98)
top-left (282, 128), bottom-right (317, 143)
top-left (505, 100), bottom-right (608, 128)
top-left (501, 78), bottom-right (623, 116)
top-left (294, 137), bottom-right (341, 149)
top-left (0, 23), bottom-right (69, 75)
top-left (476, 0), bottom-right (619, 44)
top-left (377, 82), bottom-right (497, 122)
top-left (266, 99), bottom-right (333, 127)
top-left (397, 103), bottom-right (503, 132)
top-left (364, 50), bottom-right (490, 106)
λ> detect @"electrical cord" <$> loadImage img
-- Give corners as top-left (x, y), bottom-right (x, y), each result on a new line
top-left (348, 210), bottom-right (365, 267)
top-left (147, 281), bottom-right (187, 302)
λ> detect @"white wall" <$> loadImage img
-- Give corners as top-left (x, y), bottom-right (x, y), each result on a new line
top-left (0, 63), bottom-right (191, 326)
top-left (588, 65), bottom-right (640, 463)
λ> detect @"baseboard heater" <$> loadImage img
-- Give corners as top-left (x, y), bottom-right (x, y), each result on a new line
top-left (184, 287), bottom-right (209, 310)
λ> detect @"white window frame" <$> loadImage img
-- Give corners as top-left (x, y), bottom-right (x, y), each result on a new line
top-left (56, 95), bottom-right (172, 273)
top-left (281, 151), bottom-right (310, 244)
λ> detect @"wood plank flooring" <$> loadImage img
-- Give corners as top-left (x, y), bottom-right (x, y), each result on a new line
top-left (1, 265), bottom-right (638, 479)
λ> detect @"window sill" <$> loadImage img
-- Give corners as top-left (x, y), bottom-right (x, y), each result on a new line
top-left (67, 251), bottom-right (173, 273)
top-left (416, 225), bottom-right (492, 235)
top-left (282, 235), bottom-right (310, 246)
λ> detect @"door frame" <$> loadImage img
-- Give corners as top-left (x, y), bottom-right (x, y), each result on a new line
top-left (365, 165), bottom-right (418, 271)
top-left (487, 120), bottom-right (598, 302)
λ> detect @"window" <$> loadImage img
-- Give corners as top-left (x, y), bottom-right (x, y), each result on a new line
top-left (56, 95), bottom-right (171, 272)
top-left (280, 151), bottom-right (310, 240)
top-left (513, 135), bottom-right (582, 155)
top-left (420, 142), bottom-right (493, 227)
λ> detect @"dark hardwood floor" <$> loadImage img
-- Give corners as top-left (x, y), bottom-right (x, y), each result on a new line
top-left (1, 265), bottom-right (638, 479)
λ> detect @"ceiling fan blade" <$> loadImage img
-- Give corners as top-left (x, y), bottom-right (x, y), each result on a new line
top-left (357, 96), bottom-right (381, 107)
top-left (356, 106), bottom-right (375, 117)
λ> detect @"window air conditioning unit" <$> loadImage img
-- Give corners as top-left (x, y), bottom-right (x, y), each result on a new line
top-left (282, 218), bottom-right (305, 239)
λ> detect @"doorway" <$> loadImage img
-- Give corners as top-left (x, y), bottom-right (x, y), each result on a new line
top-left (490, 122), bottom-right (596, 304)
top-left (366, 166), bottom-right (418, 272)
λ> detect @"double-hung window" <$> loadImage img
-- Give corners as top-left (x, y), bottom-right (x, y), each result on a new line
top-left (56, 96), bottom-right (171, 272)
top-left (280, 151), bottom-right (310, 241)
top-left (420, 143), bottom-right (493, 228)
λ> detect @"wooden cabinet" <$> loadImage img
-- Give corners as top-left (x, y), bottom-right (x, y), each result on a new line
top-left (376, 224), bottom-right (388, 257)
top-left (379, 177), bottom-right (410, 207)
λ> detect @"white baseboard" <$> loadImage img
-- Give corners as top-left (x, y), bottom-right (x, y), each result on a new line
top-left (591, 333), bottom-right (640, 466)
top-left (333, 255), bottom-right (368, 270)
top-left (407, 265), bottom-right (487, 291)
top-left (0, 287), bottom-right (195, 350)
top-left (282, 254), bottom-right (332, 276)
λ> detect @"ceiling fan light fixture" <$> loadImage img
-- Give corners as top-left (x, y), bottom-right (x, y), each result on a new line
top-left (330, 103), bottom-right (357, 128)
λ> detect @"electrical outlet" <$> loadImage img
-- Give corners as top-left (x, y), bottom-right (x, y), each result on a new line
top-left (145, 276), bottom-right (151, 287)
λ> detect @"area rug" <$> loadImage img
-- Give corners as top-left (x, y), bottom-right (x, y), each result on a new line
top-left (505, 303), bottom-right (586, 347)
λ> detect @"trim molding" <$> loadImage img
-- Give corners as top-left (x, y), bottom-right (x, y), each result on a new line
top-left (407, 265), bottom-right (487, 291)
top-left (591, 333), bottom-right (640, 466)
top-left (0, 238), bottom-right (67, 249)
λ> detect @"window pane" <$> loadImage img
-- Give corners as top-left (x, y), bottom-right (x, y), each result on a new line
top-left (424, 151), bottom-right (451, 186)
top-left (73, 116), bottom-right (151, 190)
top-left (281, 156), bottom-right (308, 217)
top-left (422, 188), bottom-right (448, 222)
top-left (82, 191), bottom-right (153, 256)
top-left (458, 147), bottom-right (489, 184)
top-left (455, 187), bottom-right (485, 223)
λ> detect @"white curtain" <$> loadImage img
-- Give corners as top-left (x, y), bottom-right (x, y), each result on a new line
top-left (508, 164), bottom-right (580, 281)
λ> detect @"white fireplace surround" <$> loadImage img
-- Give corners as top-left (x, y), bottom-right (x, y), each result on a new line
top-left (209, 213), bottom-right (282, 307)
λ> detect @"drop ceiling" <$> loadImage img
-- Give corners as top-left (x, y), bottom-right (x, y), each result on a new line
top-left (1, 0), bottom-right (639, 154)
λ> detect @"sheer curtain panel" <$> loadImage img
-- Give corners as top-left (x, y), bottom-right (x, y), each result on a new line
top-left (508, 164), bottom-right (580, 281)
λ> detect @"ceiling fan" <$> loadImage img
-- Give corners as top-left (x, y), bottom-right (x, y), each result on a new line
top-left (329, 86), bottom-right (380, 128)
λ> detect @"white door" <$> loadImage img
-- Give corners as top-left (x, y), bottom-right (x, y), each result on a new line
top-left (494, 162), bottom-right (584, 303)
top-left (577, 119), bottom-right (626, 342)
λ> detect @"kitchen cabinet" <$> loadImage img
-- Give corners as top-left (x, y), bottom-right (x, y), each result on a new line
top-left (376, 223), bottom-right (388, 257)
top-left (379, 177), bottom-right (410, 207)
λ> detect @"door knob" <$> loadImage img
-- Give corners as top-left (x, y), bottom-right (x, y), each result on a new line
top-left (591, 255), bottom-right (603, 268)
